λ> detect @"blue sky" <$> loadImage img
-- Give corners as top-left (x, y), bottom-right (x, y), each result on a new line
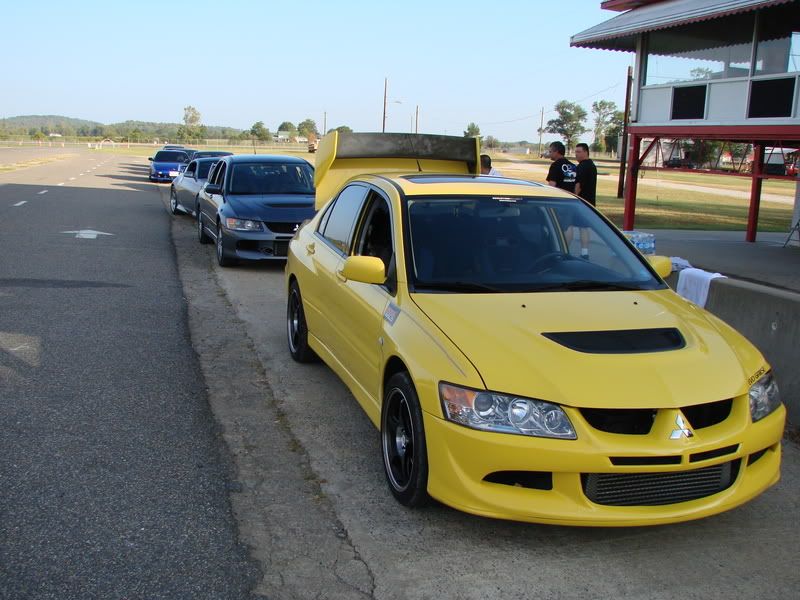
top-left (2, 0), bottom-right (633, 142)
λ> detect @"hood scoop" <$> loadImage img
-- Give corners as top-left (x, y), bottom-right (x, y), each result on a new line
top-left (542, 328), bottom-right (685, 354)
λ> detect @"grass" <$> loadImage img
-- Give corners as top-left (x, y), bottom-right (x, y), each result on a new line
top-left (0, 154), bottom-right (76, 172)
top-left (492, 154), bottom-right (794, 232)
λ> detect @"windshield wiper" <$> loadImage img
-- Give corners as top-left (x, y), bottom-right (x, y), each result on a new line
top-left (531, 280), bottom-right (643, 292)
top-left (414, 280), bottom-right (503, 293)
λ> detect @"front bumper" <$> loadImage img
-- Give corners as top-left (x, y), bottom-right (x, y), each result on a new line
top-left (219, 226), bottom-right (295, 261)
top-left (424, 397), bottom-right (785, 526)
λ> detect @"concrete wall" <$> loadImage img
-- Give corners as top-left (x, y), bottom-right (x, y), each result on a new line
top-left (704, 278), bottom-right (800, 427)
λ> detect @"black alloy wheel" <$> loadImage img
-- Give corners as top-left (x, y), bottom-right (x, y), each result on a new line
top-left (286, 281), bottom-right (318, 363)
top-left (381, 372), bottom-right (430, 507)
top-left (197, 207), bottom-right (211, 244)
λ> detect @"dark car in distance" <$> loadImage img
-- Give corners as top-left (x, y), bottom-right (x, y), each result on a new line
top-left (188, 150), bottom-right (233, 161)
top-left (663, 157), bottom-right (695, 169)
top-left (196, 155), bottom-right (315, 266)
top-left (170, 157), bottom-right (221, 215)
top-left (149, 150), bottom-right (190, 182)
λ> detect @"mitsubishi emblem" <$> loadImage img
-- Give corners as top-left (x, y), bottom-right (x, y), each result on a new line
top-left (670, 413), bottom-right (694, 439)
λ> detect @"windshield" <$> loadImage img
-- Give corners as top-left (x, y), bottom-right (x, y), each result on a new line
top-left (154, 151), bottom-right (189, 163)
top-left (407, 196), bottom-right (663, 293)
top-left (229, 162), bottom-right (314, 195)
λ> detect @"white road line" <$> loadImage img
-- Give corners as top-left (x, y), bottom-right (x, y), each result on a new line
top-left (69, 177), bottom-right (75, 180)
top-left (38, 190), bottom-right (48, 195)
top-left (58, 182), bottom-right (64, 186)
top-left (13, 201), bottom-right (27, 207)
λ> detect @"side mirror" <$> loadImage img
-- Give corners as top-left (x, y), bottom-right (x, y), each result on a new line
top-left (339, 256), bottom-right (386, 285)
top-left (205, 183), bottom-right (223, 196)
top-left (647, 255), bottom-right (672, 278)
top-left (148, 157), bottom-right (153, 161)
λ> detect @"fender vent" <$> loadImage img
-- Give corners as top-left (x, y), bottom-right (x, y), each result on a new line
top-left (543, 328), bottom-right (685, 354)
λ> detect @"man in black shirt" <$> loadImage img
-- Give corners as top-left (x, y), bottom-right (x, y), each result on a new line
top-left (573, 142), bottom-right (598, 258)
top-left (545, 141), bottom-right (576, 192)
top-left (575, 143), bottom-right (597, 206)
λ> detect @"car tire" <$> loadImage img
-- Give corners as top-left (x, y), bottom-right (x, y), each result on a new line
top-left (169, 189), bottom-right (180, 215)
top-left (197, 207), bottom-right (211, 244)
top-left (286, 280), bottom-right (318, 363)
top-left (216, 223), bottom-right (235, 267)
top-left (381, 372), bottom-right (430, 508)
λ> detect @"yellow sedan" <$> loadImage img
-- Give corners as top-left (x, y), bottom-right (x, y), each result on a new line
top-left (285, 144), bottom-right (784, 527)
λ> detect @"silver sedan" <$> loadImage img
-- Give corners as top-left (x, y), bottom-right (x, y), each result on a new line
top-left (169, 157), bottom-right (220, 216)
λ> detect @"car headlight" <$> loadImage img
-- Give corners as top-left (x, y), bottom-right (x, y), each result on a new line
top-left (749, 371), bottom-right (781, 422)
top-left (439, 383), bottom-right (576, 439)
top-left (225, 218), bottom-right (263, 232)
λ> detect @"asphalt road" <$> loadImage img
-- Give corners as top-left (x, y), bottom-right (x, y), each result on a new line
top-left (2, 148), bottom-right (799, 599)
top-left (0, 149), bottom-right (260, 599)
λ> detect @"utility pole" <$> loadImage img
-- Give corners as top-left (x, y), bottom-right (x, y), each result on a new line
top-left (617, 65), bottom-right (634, 199)
top-left (537, 107), bottom-right (544, 157)
top-left (382, 78), bottom-right (388, 133)
top-left (415, 105), bottom-right (419, 134)
top-left (323, 111), bottom-right (327, 135)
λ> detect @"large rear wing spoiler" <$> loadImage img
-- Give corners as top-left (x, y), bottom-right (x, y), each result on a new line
top-left (314, 132), bottom-right (480, 209)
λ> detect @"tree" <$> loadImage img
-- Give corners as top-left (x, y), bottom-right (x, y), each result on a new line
top-left (545, 101), bottom-right (588, 152)
top-left (591, 100), bottom-right (618, 153)
top-left (483, 135), bottom-right (499, 150)
top-left (464, 122), bottom-right (481, 139)
top-left (331, 125), bottom-right (352, 134)
top-left (277, 121), bottom-right (297, 134)
top-left (603, 110), bottom-right (626, 154)
top-left (250, 121), bottom-right (271, 141)
top-left (297, 118), bottom-right (319, 139)
top-left (183, 106), bottom-right (201, 128)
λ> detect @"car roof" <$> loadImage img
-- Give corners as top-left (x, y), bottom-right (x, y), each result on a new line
top-left (360, 173), bottom-right (574, 199)
top-left (193, 156), bottom-right (222, 163)
top-left (224, 154), bottom-right (309, 164)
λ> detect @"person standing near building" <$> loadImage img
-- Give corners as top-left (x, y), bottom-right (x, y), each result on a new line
top-left (573, 142), bottom-right (598, 259)
top-left (545, 141), bottom-right (576, 192)
top-left (480, 154), bottom-right (502, 176)
top-left (546, 141), bottom-right (584, 255)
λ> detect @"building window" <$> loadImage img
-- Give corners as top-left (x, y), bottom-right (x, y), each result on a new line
top-left (645, 13), bottom-right (754, 86)
top-left (672, 85), bottom-right (707, 119)
top-left (754, 3), bottom-right (800, 75)
top-left (748, 78), bottom-right (796, 118)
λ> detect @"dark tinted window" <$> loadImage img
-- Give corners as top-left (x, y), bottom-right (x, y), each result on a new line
top-left (197, 161), bottom-right (215, 179)
top-left (184, 161), bottom-right (197, 176)
top-left (154, 151), bottom-right (188, 162)
top-left (321, 185), bottom-right (368, 254)
top-left (229, 162), bottom-right (314, 195)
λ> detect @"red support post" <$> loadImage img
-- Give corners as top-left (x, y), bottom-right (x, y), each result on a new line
top-left (747, 144), bottom-right (764, 242)
top-left (623, 134), bottom-right (641, 231)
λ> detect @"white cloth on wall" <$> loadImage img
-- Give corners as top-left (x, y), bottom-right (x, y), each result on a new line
top-left (676, 268), bottom-right (726, 308)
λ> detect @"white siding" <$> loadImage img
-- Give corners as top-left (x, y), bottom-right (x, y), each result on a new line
top-left (707, 81), bottom-right (749, 122)
top-left (638, 87), bottom-right (671, 123)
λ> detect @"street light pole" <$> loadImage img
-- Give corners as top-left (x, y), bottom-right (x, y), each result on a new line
top-left (415, 105), bottom-right (419, 134)
top-left (382, 78), bottom-right (388, 133)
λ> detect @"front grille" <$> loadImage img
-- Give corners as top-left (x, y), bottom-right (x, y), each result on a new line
top-left (265, 222), bottom-right (300, 234)
top-left (582, 460), bottom-right (740, 506)
top-left (580, 408), bottom-right (656, 435)
top-left (682, 399), bottom-right (732, 429)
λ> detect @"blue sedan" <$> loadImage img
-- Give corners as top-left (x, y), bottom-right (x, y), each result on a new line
top-left (196, 155), bottom-right (315, 266)
top-left (148, 150), bottom-right (190, 182)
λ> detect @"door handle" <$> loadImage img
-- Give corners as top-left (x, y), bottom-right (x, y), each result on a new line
top-left (336, 269), bottom-right (347, 282)
top-left (305, 242), bottom-right (315, 255)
